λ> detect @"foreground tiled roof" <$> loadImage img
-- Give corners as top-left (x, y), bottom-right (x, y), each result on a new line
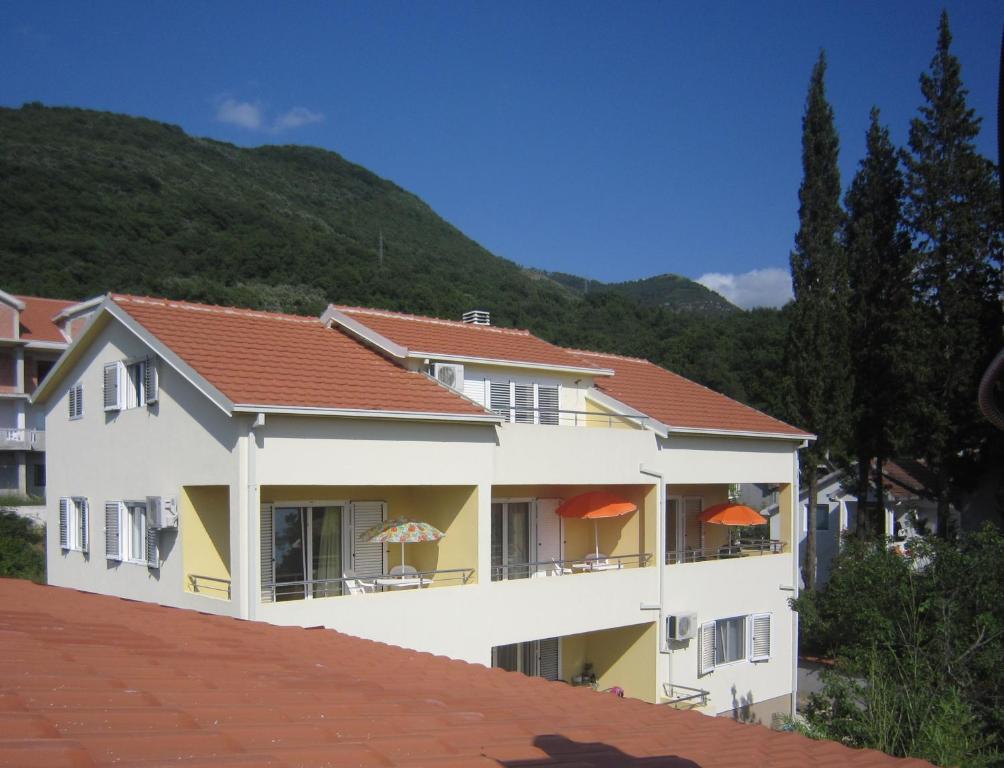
top-left (574, 350), bottom-right (812, 438)
top-left (334, 306), bottom-right (607, 371)
top-left (0, 580), bottom-right (925, 768)
top-left (14, 295), bottom-right (75, 344)
top-left (112, 296), bottom-right (490, 417)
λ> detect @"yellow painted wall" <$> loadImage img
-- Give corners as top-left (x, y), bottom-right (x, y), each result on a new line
top-left (584, 398), bottom-right (640, 430)
top-left (776, 483), bottom-right (793, 550)
top-left (494, 483), bottom-right (655, 565)
top-left (181, 485), bottom-right (231, 597)
top-left (668, 484), bottom-right (731, 551)
top-left (560, 623), bottom-right (658, 702)
top-left (261, 485), bottom-right (479, 585)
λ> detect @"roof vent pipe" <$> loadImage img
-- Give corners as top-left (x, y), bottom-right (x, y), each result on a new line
top-left (462, 310), bottom-right (490, 326)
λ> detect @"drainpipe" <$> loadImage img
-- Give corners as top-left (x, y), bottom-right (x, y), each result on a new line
top-left (639, 464), bottom-right (666, 703)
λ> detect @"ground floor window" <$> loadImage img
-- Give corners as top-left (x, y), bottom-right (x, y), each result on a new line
top-left (492, 638), bottom-right (559, 680)
top-left (715, 616), bottom-right (746, 665)
top-left (699, 613), bottom-right (771, 675)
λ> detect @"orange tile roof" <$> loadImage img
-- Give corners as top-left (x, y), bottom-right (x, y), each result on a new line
top-left (334, 306), bottom-right (607, 371)
top-left (14, 295), bottom-right (75, 344)
top-left (574, 349), bottom-right (812, 438)
top-left (112, 295), bottom-right (490, 417)
top-left (0, 579), bottom-right (926, 768)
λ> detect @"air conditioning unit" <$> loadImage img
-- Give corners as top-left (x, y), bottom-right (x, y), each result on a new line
top-left (433, 363), bottom-right (464, 391)
top-left (667, 612), bottom-right (698, 641)
top-left (148, 496), bottom-right (178, 529)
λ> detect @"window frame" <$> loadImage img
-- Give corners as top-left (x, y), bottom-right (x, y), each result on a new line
top-left (122, 500), bottom-right (149, 564)
top-left (714, 615), bottom-right (747, 666)
top-left (68, 382), bottom-right (83, 420)
top-left (59, 496), bottom-right (89, 552)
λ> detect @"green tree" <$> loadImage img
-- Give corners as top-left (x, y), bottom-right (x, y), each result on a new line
top-left (844, 109), bottom-right (915, 536)
top-left (904, 12), bottom-right (1004, 536)
top-left (786, 52), bottom-right (851, 590)
top-left (0, 510), bottom-right (45, 582)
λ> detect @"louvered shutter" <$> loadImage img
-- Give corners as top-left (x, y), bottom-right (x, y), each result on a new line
top-left (143, 358), bottom-right (158, 404)
top-left (146, 516), bottom-right (159, 569)
top-left (514, 383), bottom-right (534, 423)
top-left (260, 504), bottom-right (274, 602)
top-left (463, 376), bottom-right (487, 406)
top-left (105, 501), bottom-right (122, 561)
top-left (537, 385), bottom-right (559, 425)
top-left (78, 499), bottom-right (89, 553)
top-left (59, 498), bottom-right (70, 549)
top-left (537, 637), bottom-right (560, 680)
top-left (68, 386), bottom-right (78, 419)
top-left (103, 362), bottom-right (122, 411)
top-left (750, 613), bottom-right (771, 662)
top-left (489, 381), bottom-right (511, 421)
top-left (534, 498), bottom-right (563, 577)
top-left (699, 621), bottom-right (716, 675)
top-left (351, 501), bottom-right (386, 578)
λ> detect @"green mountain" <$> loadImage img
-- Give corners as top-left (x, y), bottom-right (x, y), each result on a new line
top-left (0, 103), bottom-right (788, 418)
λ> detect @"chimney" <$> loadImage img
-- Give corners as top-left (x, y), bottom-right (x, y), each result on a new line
top-left (462, 310), bottom-right (490, 326)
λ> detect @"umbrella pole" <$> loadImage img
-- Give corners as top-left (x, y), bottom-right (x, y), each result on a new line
top-left (401, 541), bottom-right (405, 569)
top-left (594, 519), bottom-right (599, 557)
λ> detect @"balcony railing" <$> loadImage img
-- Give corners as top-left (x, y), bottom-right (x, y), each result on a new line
top-left (494, 406), bottom-right (648, 430)
top-left (188, 573), bottom-right (232, 599)
top-left (261, 566), bottom-right (475, 603)
top-left (665, 539), bottom-right (786, 565)
top-left (661, 683), bottom-right (710, 708)
top-left (0, 428), bottom-right (44, 451)
top-left (491, 553), bottom-right (652, 581)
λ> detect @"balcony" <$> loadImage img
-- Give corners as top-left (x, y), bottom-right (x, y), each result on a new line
top-left (0, 428), bottom-right (44, 451)
top-left (665, 539), bottom-right (786, 565)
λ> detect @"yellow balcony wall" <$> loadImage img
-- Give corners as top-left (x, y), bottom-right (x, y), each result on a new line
top-left (560, 622), bottom-right (658, 702)
top-left (181, 485), bottom-right (231, 598)
top-left (584, 398), bottom-right (638, 429)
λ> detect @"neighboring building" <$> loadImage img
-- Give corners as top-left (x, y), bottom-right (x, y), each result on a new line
top-left (763, 462), bottom-right (942, 587)
top-left (0, 579), bottom-right (928, 767)
top-left (0, 290), bottom-right (97, 497)
top-left (34, 294), bottom-right (812, 723)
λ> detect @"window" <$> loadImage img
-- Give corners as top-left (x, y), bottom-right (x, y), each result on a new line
top-left (105, 500), bottom-right (158, 568)
top-left (68, 382), bottom-right (83, 419)
top-left (58, 497), bottom-right (89, 552)
top-left (104, 358), bottom-right (158, 412)
top-left (489, 380), bottom-right (561, 426)
top-left (492, 638), bottom-right (559, 680)
top-left (33, 463), bottom-right (45, 488)
top-left (491, 501), bottom-right (531, 580)
top-left (698, 613), bottom-right (771, 675)
top-left (815, 504), bottom-right (829, 531)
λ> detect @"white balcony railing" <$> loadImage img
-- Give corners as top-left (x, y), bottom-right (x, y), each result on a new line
top-left (491, 406), bottom-right (648, 430)
top-left (0, 428), bottom-right (44, 451)
top-left (665, 540), bottom-right (786, 565)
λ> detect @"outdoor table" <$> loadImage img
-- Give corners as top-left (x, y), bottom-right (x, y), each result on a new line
top-left (375, 576), bottom-right (430, 590)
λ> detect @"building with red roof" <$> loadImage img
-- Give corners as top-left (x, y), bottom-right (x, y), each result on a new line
top-left (32, 295), bottom-right (813, 728)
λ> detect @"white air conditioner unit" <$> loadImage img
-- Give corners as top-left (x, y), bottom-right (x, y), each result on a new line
top-left (667, 612), bottom-right (698, 641)
top-left (148, 496), bottom-right (179, 529)
top-left (433, 363), bottom-right (464, 391)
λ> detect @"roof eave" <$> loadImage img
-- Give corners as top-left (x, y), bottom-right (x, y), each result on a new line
top-left (52, 296), bottom-right (104, 322)
top-left (663, 425), bottom-right (816, 442)
top-left (410, 351), bottom-right (613, 377)
top-left (322, 306), bottom-right (409, 359)
top-left (0, 290), bottom-right (26, 311)
top-left (232, 404), bottom-right (501, 425)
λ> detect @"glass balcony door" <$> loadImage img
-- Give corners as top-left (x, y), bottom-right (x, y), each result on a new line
top-left (491, 501), bottom-right (531, 580)
top-left (273, 505), bottom-right (344, 601)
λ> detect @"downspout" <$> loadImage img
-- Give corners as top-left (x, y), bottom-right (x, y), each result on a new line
top-left (639, 464), bottom-right (666, 703)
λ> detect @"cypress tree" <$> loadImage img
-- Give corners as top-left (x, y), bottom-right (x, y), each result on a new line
top-left (786, 52), bottom-right (851, 590)
top-left (904, 12), bottom-right (1004, 536)
top-left (844, 109), bottom-right (914, 536)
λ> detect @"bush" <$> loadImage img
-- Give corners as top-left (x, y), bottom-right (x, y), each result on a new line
top-left (0, 509), bottom-right (45, 582)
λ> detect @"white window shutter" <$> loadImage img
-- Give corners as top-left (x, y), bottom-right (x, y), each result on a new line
top-left (351, 501), bottom-right (386, 578)
top-left (68, 386), bottom-right (77, 419)
top-left (79, 499), bottom-right (89, 554)
top-left (143, 358), bottom-right (158, 404)
top-left (105, 501), bottom-right (122, 561)
top-left (537, 385), bottom-right (559, 425)
top-left (514, 383), bottom-right (534, 423)
top-left (489, 381), bottom-right (511, 421)
top-left (103, 362), bottom-right (123, 411)
top-left (146, 518), bottom-right (159, 569)
top-left (463, 376), bottom-right (487, 406)
top-left (59, 498), bottom-right (70, 549)
top-left (260, 504), bottom-right (274, 602)
top-left (699, 621), bottom-right (716, 675)
top-left (537, 637), bottom-right (560, 680)
top-left (750, 613), bottom-right (771, 662)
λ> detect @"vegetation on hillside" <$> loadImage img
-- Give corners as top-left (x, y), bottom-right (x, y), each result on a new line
top-left (0, 510), bottom-right (45, 582)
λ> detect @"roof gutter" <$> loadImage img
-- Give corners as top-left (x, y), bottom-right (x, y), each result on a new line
top-left (410, 351), bottom-right (613, 377)
top-left (663, 425), bottom-right (815, 442)
top-left (232, 404), bottom-right (502, 425)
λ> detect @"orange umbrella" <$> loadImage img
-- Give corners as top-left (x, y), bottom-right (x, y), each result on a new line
top-left (697, 502), bottom-right (767, 526)
top-left (556, 492), bottom-right (637, 557)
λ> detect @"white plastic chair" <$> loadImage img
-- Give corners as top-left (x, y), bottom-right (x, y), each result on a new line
top-left (343, 568), bottom-right (376, 595)
top-left (551, 559), bottom-right (573, 576)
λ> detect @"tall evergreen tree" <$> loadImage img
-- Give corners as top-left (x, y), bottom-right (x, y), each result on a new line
top-left (844, 109), bottom-right (914, 536)
top-left (904, 12), bottom-right (1004, 536)
top-left (786, 52), bottom-right (851, 590)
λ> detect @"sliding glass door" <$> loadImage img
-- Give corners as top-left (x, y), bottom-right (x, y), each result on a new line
top-left (273, 505), bottom-right (344, 601)
top-left (491, 501), bottom-right (531, 581)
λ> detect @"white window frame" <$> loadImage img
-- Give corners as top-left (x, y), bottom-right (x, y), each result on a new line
top-left (125, 360), bottom-right (147, 409)
top-left (713, 615), bottom-right (747, 667)
top-left (59, 497), bottom-right (88, 552)
top-left (491, 497), bottom-right (535, 581)
top-left (122, 500), bottom-right (149, 564)
top-left (698, 613), bottom-right (771, 675)
top-left (68, 382), bottom-right (83, 420)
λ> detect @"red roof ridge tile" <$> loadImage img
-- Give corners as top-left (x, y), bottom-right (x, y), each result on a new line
top-left (566, 348), bottom-right (651, 365)
top-left (334, 305), bottom-right (533, 337)
top-left (112, 294), bottom-right (321, 326)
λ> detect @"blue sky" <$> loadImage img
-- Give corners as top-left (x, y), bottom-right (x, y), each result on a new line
top-left (2, 1), bottom-right (1000, 307)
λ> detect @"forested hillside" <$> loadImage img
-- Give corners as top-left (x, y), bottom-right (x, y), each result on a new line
top-left (0, 104), bottom-right (788, 417)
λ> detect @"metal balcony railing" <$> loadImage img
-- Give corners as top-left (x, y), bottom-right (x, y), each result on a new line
top-left (665, 539), bottom-right (786, 565)
top-left (491, 553), bottom-right (652, 581)
top-left (661, 683), bottom-right (710, 708)
top-left (493, 406), bottom-right (648, 430)
top-left (187, 573), bottom-right (232, 599)
top-left (0, 428), bottom-right (44, 451)
top-left (261, 566), bottom-right (475, 603)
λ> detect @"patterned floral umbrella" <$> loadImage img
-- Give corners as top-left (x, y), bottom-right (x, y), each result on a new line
top-left (360, 517), bottom-right (445, 569)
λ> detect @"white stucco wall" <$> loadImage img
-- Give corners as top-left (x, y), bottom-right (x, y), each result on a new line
top-left (43, 320), bottom-right (243, 616)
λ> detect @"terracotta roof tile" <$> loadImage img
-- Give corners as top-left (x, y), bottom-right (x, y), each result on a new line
top-left (573, 349), bottom-right (811, 438)
top-left (335, 306), bottom-right (606, 371)
top-left (111, 296), bottom-right (490, 418)
top-left (0, 580), bottom-right (926, 768)
top-left (13, 295), bottom-right (75, 344)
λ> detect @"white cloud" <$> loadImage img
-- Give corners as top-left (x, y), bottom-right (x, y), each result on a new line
top-left (696, 267), bottom-right (793, 309)
top-left (215, 98), bottom-right (264, 130)
top-left (213, 96), bottom-right (324, 133)
top-left (274, 106), bottom-right (324, 130)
